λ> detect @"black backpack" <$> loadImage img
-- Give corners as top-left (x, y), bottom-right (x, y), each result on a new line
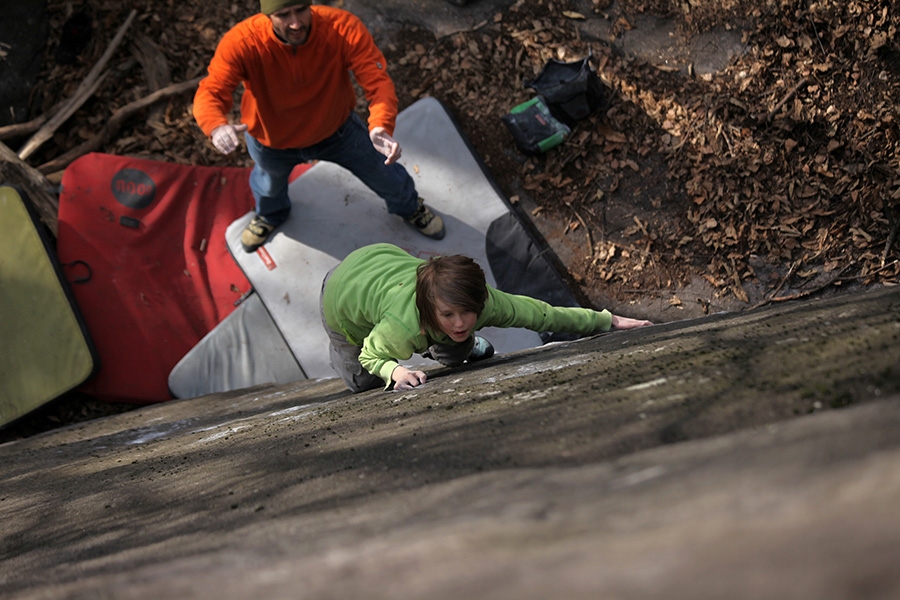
top-left (525, 53), bottom-right (606, 126)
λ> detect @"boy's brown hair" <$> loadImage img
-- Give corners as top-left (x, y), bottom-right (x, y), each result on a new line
top-left (415, 255), bottom-right (488, 334)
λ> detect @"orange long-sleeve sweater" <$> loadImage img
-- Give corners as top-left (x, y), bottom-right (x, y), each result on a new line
top-left (193, 6), bottom-right (398, 149)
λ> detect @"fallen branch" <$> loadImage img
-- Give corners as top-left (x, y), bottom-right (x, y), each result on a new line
top-left (131, 33), bottom-right (172, 126)
top-left (0, 114), bottom-right (48, 142)
top-left (765, 76), bottom-right (810, 123)
top-left (17, 9), bottom-right (137, 161)
top-left (37, 76), bottom-right (203, 175)
top-left (752, 279), bottom-right (838, 307)
top-left (571, 205), bottom-right (593, 254)
top-left (750, 259), bottom-right (800, 310)
top-left (0, 140), bottom-right (59, 236)
top-left (752, 265), bottom-right (852, 308)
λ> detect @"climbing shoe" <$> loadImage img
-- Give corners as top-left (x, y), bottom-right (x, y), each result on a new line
top-left (404, 198), bottom-right (445, 240)
top-left (240, 215), bottom-right (276, 253)
top-left (467, 336), bottom-right (495, 363)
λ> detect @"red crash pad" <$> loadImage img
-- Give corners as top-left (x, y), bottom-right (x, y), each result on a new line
top-left (56, 154), bottom-right (265, 403)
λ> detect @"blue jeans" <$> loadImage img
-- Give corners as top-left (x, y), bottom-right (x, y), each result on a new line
top-left (245, 113), bottom-right (419, 227)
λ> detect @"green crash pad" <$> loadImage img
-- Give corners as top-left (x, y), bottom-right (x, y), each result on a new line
top-left (0, 185), bottom-right (97, 427)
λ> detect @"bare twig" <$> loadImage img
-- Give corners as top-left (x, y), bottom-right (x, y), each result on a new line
top-left (751, 263), bottom-right (873, 308)
top-left (0, 113), bottom-right (48, 141)
top-left (572, 206), bottom-right (593, 254)
top-left (807, 14), bottom-right (828, 59)
top-left (18, 9), bottom-right (137, 160)
top-left (18, 72), bottom-right (110, 160)
top-left (37, 76), bottom-right (203, 175)
top-left (752, 276), bottom-right (840, 307)
top-left (765, 76), bottom-right (810, 123)
top-left (750, 259), bottom-right (800, 309)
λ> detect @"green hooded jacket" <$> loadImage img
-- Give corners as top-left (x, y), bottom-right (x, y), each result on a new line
top-left (322, 243), bottom-right (612, 388)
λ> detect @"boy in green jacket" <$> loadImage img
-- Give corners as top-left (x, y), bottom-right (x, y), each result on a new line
top-left (320, 243), bottom-right (653, 392)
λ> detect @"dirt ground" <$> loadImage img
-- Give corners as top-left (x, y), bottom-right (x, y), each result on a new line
top-left (377, 0), bottom-right (900, 317)
top-left (1, 0), bottom-right (898, 441)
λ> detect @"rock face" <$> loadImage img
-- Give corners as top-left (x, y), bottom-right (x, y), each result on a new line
top-left (1, 285), bottom-right (899, 599)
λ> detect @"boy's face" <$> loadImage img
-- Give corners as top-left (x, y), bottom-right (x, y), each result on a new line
top-left (269, 4), bottom-right (312, 46)
top-left (434, 298), bottom-right (478, 343)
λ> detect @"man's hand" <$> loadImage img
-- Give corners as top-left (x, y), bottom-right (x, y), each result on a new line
top-left (211, 123), bottom-right (249, 155)
top-left (610, 314), bottom-right (654, 330)
top-left (369, 127), bottom-right (402, 165)
top-left (391, 365), bottom-right (427, 390)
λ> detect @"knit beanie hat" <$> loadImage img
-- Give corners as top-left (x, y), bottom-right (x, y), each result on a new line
top-left (260, 0), bottom-right (310, 15)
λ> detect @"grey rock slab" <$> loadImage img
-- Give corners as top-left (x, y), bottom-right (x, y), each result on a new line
top-left (1, 285), bottom-right (899, 599)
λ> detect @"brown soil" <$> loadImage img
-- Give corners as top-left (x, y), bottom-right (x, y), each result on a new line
top-left (1, 0), bottom-right (898, 442)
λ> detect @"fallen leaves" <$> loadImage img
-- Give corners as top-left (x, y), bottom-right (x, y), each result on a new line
top-left (569, 0), bottom-right (900, 300)
top-left (18, 0), bottom-right (900, 307)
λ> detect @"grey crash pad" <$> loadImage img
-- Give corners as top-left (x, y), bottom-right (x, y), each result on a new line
top-left (224, 97), bottom-right (577, 381)
top-left (167, 292), bottom-right (305, 399)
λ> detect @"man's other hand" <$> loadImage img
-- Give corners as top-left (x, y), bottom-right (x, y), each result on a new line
top-left (369, 127), bottom-right (402, 165)
top-left (211, 123), bottom-right (249, 154)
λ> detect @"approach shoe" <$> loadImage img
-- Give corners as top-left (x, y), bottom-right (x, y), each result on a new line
top-left (467, 336), bottom-right (495, 363)
top-left (405, 198), bottom-right (445, 240)
top-left (240, 215), bottom-right (276, 253)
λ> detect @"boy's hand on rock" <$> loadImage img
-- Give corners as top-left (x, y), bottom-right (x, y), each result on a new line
top-left (392, 366), bottom-right (427, 390)
top-left (610, 315), bottom-right (654, 330)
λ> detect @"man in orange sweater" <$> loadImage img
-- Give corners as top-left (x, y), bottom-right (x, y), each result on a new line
top-left (193, 0), bottom-right (445, 252)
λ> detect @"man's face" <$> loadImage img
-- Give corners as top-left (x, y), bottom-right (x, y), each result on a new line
top-left (269, 4), bottom-right (312, 46)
